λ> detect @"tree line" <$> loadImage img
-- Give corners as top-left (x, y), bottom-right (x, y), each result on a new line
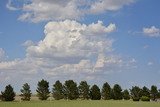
top-left (0, 79), bottom-right (160, 101)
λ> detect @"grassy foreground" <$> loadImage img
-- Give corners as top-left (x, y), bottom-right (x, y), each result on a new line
top-left (0, 100), bottom-right (160, 107)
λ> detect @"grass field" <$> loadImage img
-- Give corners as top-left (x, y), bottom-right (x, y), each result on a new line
top-left (0, 100), bottom-right (160, 107)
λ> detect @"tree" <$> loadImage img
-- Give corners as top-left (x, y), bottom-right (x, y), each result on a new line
top-left (158, 90), bottom-right (160, 98)
top-left (63, 80), bottom-right (79, 100)
top-left (36, 79), bottom-right (50, 100)
top-left (110, 89), bottom-right (115, 99)
top-left (90, 85), bottom-right (101, 100)
top-left (141, 86), bottom-right (150, 98)
top-left (130, 86), bottom-right (141, 101)
top-left (101, 82), bottom-right (111, 100)
top-left (78, 81), bottom-right (90, 99)
top-left (113, 84), bottom-right (123, 100)
top-left (1, 84), bottom-right (15, 101)
top-left (150, 85), bottom-right (158, 101)
top-left (52, 80), bottom-right (64, 100)
top-left (123, 89), bottom-right (130, 100)
top-left (20, 83), bottom-right (32, 101)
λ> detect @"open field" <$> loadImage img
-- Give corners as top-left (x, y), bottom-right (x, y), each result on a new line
top-left (0, 100), bottom-right (160, 107)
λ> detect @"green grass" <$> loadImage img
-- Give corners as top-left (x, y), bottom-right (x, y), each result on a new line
top-left (0, 100), bottom-right (160, 107)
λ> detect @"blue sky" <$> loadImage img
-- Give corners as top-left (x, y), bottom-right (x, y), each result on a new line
top-left (0, 0), bottom-right (160, 92)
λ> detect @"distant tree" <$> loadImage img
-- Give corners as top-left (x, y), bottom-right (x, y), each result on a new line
top-left (78, 81), bottom-right (90, 99)
top-left (0, 94), bottom-right (2, 100)
top-left (20, 83), bottom-right (32, 101)
top-left (1, 85), bottom-right (16, 101)
top-left (101, 82), bottom-right (111, 100)
top-left (90, 85), bottom-right (101, 100)
top-left (123, 89), bottom-right (130, 100)
top-left (158, 90), bottom-right (160, 98)
top-left (63, 80), bottom-right (79, 100)
top-left (36, 79), bottom-right (50, 100)
top-left (150, 85), bottom-right (158, 101)
top-left (52, 80), bottom-right (64, 100)
top-left (113, 84), bottom-right (123, 100)
top-left (130, 86), bottom-right (141, 101)
top-left (110, 89), bottom-right (115, 99)
top-left (141, 86), bottom-right (150, 98)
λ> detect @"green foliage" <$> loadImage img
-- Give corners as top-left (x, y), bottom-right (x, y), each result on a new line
top-left (158, 90), bottom-right (160, 98)
top-left (101, 82), bottom-right (111, 100)
top-left (1, 84), bottom-right (15, 101)
top-left (113, 84), bottom-right (123, 100)
top-left (141, 96), bottom-right (150, 101)
top-left (123, 89), bottom-right (130, 100)
top-left (52, 80), bottom-right (64, 100)
top-left (150, 85), bottom-right (158, 101)
top-left (110, 89), bottom-right (115, 99)
top-left (141, 86), bottom-right (150, 98)
top-left (130, 86), bottom-right (141, 101)
top-left (78, 81), bottom-right (90, 100)
top-left (133, 98), bottom-right (140, 101)
top-left (63, 80), bottom-right (79, 100)
top-left (90, 85), bottom-right (101, 100)
top-left (36, 79), bottom-right (50, 100)
top-left (20, 83), bottom-right (32, 101)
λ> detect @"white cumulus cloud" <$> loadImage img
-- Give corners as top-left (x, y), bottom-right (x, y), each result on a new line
top-left (0, 20), bottom-right (135, 89)
top-left (143, 26), bottom-right (160, 37)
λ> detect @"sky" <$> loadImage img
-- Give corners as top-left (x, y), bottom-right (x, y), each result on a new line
top-left (0, 0), bottom-right (160, 92)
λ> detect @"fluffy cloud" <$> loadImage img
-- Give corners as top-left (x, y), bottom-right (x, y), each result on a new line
top-left (0, 20), bottom-right (136, 90)
top-left (143, 26), bottom-right (160, 37)
top-left (7, 0), bottom-right (135, 22)
top-left (26, 20), bottom-right (115, 62)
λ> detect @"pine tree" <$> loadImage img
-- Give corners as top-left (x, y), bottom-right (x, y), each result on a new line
top-left (78, 81), bottom-right (90, 99)
top-left (90, 85), bottom-right (101, 100)
top-left (113, 84), bottom-right (123, 100)
top-left (130, 86), bottom-right (141, 101)
top-left (141, 86), bottom-right (150, 98)
top-left (63, 80), bottom-right (79, 100)
top-left (52, 80), bottom-right (64, 100)
top-left (36, 79), bottom-right (50, 100)
top-left (150, 85), bottom-right (158, 101)
top-left (1, 84), bottom-right (16, 101)
top-left (101, 82), bottom-right (111, 100)
top-left (123, 89), bottom-right (130, 100)
top-left (20, 83), bottom-right (32, 101)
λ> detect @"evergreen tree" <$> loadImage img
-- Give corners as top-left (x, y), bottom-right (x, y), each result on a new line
top-left (63, 80), bottom-right (79, 100)
top-left (78, 81), bottom-right (90, 99)
top-left (52, 80), bottom-right (64, 100)
top-left (1, 84), bottom-right (16, 101)
top-left (141, 86), bottom-right (150, 98)
top-left (36, 79), bottom-right (50, 100)
top-left (113, 84), bottom-right (123, 100)
top-left (20, 83), bottom-right (32, 101)
top-left (101, 82), bottom-right (111, 100)
top-left (158, 90), bottom-right (160, 98)
top-left (110, 89), bottom-right (115, 99)
top-left (130, 86), bottom-right (141, 101)
top-left (123, 89), bottom-right (130, 100)
top-left (150, 85), bottom-right (158, 101)
top-left (90, 85), bottom-right (101, 100)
